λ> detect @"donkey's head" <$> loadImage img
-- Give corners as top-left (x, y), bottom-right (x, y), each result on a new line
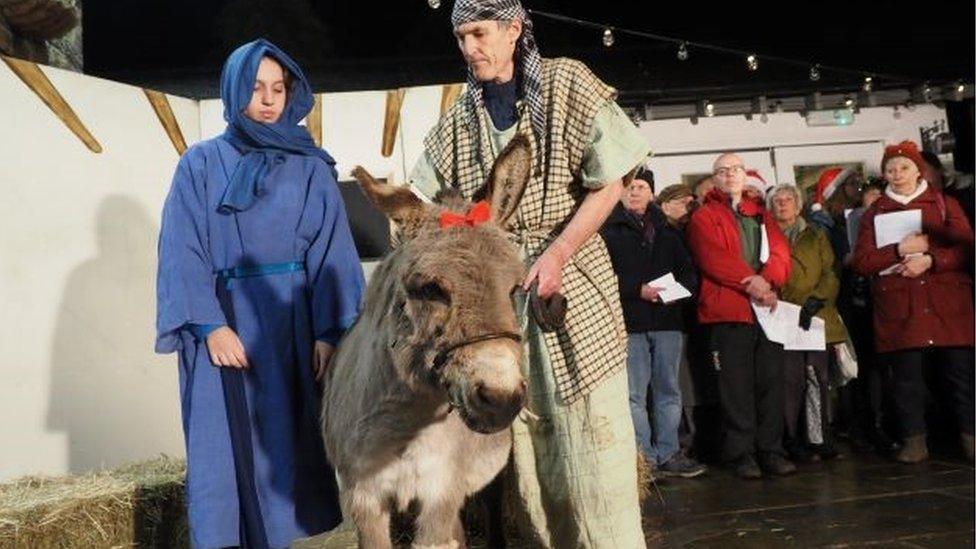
top-left (352, 136), bottom-right (531, 434)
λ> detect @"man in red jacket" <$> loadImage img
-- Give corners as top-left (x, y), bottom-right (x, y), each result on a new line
top-left (686, 153), bottom-right (795, 479)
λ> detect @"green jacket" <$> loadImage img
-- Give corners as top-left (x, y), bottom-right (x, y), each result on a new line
top-left (780, 224), bottom-right (848, 344)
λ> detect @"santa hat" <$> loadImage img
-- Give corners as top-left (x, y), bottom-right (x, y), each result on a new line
top-left (810, 167), bottom-right (854, 211)
top-left (744, 169), bottom-right (769, 193)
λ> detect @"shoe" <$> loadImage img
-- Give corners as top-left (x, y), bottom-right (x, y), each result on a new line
top-left (895, 435), bottom-right (928, 464)
top-left (758, 453), bottom-right (797, 476)
top-left (786, 441), bottom-right (819, 464)
top-left (732, 454), bottom-right (762, 479)
top-left (810, 443), bottom-right (841, 461)
top-left (870, 424), bottom-right (901, 454)
top-left (961, 432), bottom-right (974, 462)
top-left (658, 454), bottom-right (708, 478)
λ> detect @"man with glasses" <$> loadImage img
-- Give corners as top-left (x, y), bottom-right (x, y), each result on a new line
top-left (686, 153), bottom-right (795, 479)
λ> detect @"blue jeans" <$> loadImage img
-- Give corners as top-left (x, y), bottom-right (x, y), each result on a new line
top-left (626, 331), bottom-right (684, 465)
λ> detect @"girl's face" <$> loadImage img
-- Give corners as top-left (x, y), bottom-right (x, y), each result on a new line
top-left (245, 57), bottom-right (287, 124)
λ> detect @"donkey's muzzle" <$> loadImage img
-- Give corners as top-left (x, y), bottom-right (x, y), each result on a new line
top-left (463, 380), bottom-right (527, 434)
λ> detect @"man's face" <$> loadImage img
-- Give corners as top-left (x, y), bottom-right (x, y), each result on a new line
top-left (454, 20), bottom-right (521, 83)
top-left (623, 179), bottom-right (653, 213)
top-left (712, 154), bottom-right (746, 196)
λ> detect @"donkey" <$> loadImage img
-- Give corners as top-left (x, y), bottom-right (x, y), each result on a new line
top-left (322, 136), bottom-right (533, 548)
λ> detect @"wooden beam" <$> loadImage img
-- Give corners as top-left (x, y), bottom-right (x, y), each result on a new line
top-left (1, 54), bottom-right (101, 153)
top-left (440, 83), bottom-right (464, 115)
top-left (143, 89), bottom-right (187, 156)
top-left (306, 93), bottom-right (322, 148)
top-left (381, 88), bottom-right (405, 158)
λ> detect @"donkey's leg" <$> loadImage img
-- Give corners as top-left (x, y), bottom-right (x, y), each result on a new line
top-left (412, 497), bottom-right (465, 549)
top-left (349, 494), bottom-right (393, 549)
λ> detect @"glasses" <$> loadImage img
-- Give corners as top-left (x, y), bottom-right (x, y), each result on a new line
top-left (714, 165), bottom-right (745, 177)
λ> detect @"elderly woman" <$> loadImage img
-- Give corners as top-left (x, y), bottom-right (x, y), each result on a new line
top-left (155, 39), bottom-right (365, 547)
top-left (852, 141), bottom-right (975, 463)
top-left (768, 184), bottom-right (847, 461)
top-left (656, 184), bottom-right (696, 231)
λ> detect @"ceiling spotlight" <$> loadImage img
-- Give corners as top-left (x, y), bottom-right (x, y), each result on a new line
top-left (705, 101), bottom-right (715, 117)
top-left (427, 0), bottom-right (440, 8)
top-left (809, 64), bottom-right (821, 81)
top-left (746, 54), bottom-right (759, 71)
top-left (957, 82), bottom-right (966, 94)
top-left (862, 76), bottom-right (873, 92)
top-left (602, 28), bottom-right (615, 48)
top-left (844, 95), bottom-right (854, 108)
top-left (677, 42), bottom-right (689, 61)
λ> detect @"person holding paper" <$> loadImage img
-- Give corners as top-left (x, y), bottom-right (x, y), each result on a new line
top-left (769, 184), bottom-right (848, 462)
top-left (601, 172), bottom-right (707, 478)
top-left (686, 153), bottom-right (794, 479)
top-left (852, 140), bottom-right (975, 464)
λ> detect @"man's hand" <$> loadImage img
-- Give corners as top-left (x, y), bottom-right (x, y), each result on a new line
top-left (640, 285), bottom-right (664, 302)
top-left (313, 341), bottom-right (335, 382)
top-left (741, 275), bottom-right (771, 299)
top-left (206, 327), bottom-right (248, 369)
top-left (753, 290), bottom-right (778, 311)
top-left (524, 238), bottom-right (571, 299)
top-left (898, 233), bottom-right (929, 256)
top-left (900, 253), bottom-right (933, 278)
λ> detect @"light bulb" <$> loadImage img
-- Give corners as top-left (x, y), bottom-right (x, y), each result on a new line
top-left (677, 42), bottom-right (689, 61)
top-left (809, 65), bottom-right (821, 81)
top-left (427, 0), bottom-right (440, 8)
top-left (862, 76), bottom-right (873, 92)
top-left (602, 28), bottom-right (614, 48)
top-left (705, 102), bottom-right (715, 117)
top-left (746, 54), bottom-right (758, 71)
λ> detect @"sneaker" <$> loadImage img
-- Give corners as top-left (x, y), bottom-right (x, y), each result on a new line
top-left (732, 454), bottom-right (762, 480)
top-left (658, 454), bottom-right (708, 478)
top-left (759, 452), bottom-right (797, 476)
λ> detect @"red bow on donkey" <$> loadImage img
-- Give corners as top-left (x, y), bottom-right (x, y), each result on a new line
top-left (439, 200), bottom-right (492, 229)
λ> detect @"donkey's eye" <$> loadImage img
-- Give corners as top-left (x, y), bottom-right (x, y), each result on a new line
top-left (408, 281), bottom-right (451, 304)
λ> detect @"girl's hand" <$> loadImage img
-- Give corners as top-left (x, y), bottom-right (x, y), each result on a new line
top-left (314, 341), bottom-right (336, 382)
top-left (898, 233), bottom-right (929, 256)
top-left (206, 327), bottom-right (249, 369)
top-left (900, 253), bottom-right (933, 278)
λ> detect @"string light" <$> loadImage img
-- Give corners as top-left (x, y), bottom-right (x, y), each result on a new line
top-left (809, 64), bottom-right (821, 81)
top-left (677, 42), bottom-right (689, 61)
top-left (427, 0), bottom-right (440, 8)
top-left (862, 76), bottom-right (873, 92)
top-left (746, 54), bottom-right (759, 71)
top-left (602, 28), bottom-right (615, 47)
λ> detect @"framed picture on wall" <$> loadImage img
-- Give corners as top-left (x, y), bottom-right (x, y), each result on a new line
top-left (793, 162), bottom-right (865, 200)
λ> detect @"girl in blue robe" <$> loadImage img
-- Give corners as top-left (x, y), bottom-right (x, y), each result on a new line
top-left (155, 39), bottom-right (364, 548)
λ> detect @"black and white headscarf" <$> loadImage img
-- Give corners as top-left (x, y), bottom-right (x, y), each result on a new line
top-left (451, 0), bottom-right (545, 144)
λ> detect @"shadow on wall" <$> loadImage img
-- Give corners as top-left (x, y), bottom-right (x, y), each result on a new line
top-left (46, 194), bottom-right (180, 473)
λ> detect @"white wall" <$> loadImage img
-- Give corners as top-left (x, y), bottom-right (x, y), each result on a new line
top-left (640, 105), bottom-right (947, 190)
top-left (0, 64), bottom-right (195, 481)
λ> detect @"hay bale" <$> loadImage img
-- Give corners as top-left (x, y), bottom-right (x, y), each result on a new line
top-left (0, 456), bottom-right (187, 549)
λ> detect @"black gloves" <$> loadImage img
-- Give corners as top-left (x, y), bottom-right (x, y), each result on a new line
top-left (798, 297), bottom-right (826, 330)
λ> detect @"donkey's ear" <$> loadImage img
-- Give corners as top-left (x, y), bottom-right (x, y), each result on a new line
top-left (351, 166), bottom-right (429, 233)
top-left (483, 134), bottom-right (531, 227)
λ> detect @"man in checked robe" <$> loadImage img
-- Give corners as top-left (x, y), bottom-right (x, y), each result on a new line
top-left (409, 1), bottom-right (651, 545)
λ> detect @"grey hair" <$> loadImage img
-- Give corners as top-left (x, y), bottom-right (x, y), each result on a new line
top-left (766, 184), bottom-right (803, 210)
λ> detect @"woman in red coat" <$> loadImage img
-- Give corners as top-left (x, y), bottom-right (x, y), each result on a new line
top-left (852, 141), bottom-right (974, 463)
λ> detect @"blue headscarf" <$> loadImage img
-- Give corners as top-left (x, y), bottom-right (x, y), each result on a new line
top-left (218, 38), bottom-right (335, 213)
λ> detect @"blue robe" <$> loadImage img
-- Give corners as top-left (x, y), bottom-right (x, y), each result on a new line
top-left (155, 137), bottom-right (364, 548)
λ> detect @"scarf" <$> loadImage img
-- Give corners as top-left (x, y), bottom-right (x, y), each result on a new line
top-left (217, 38), bottom-right (336, 213)
top-left (782, 216), bottom-right (807, 245)
top-left (451, 0), bottom-right (545, 144)
top-left (885, 179), bottom-right (928, 206)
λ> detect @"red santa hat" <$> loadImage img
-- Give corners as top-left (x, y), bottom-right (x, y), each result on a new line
top-left (744, 169), bottom-right (769, 193)
top-left (810, 167), bottom-right (854, 211)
